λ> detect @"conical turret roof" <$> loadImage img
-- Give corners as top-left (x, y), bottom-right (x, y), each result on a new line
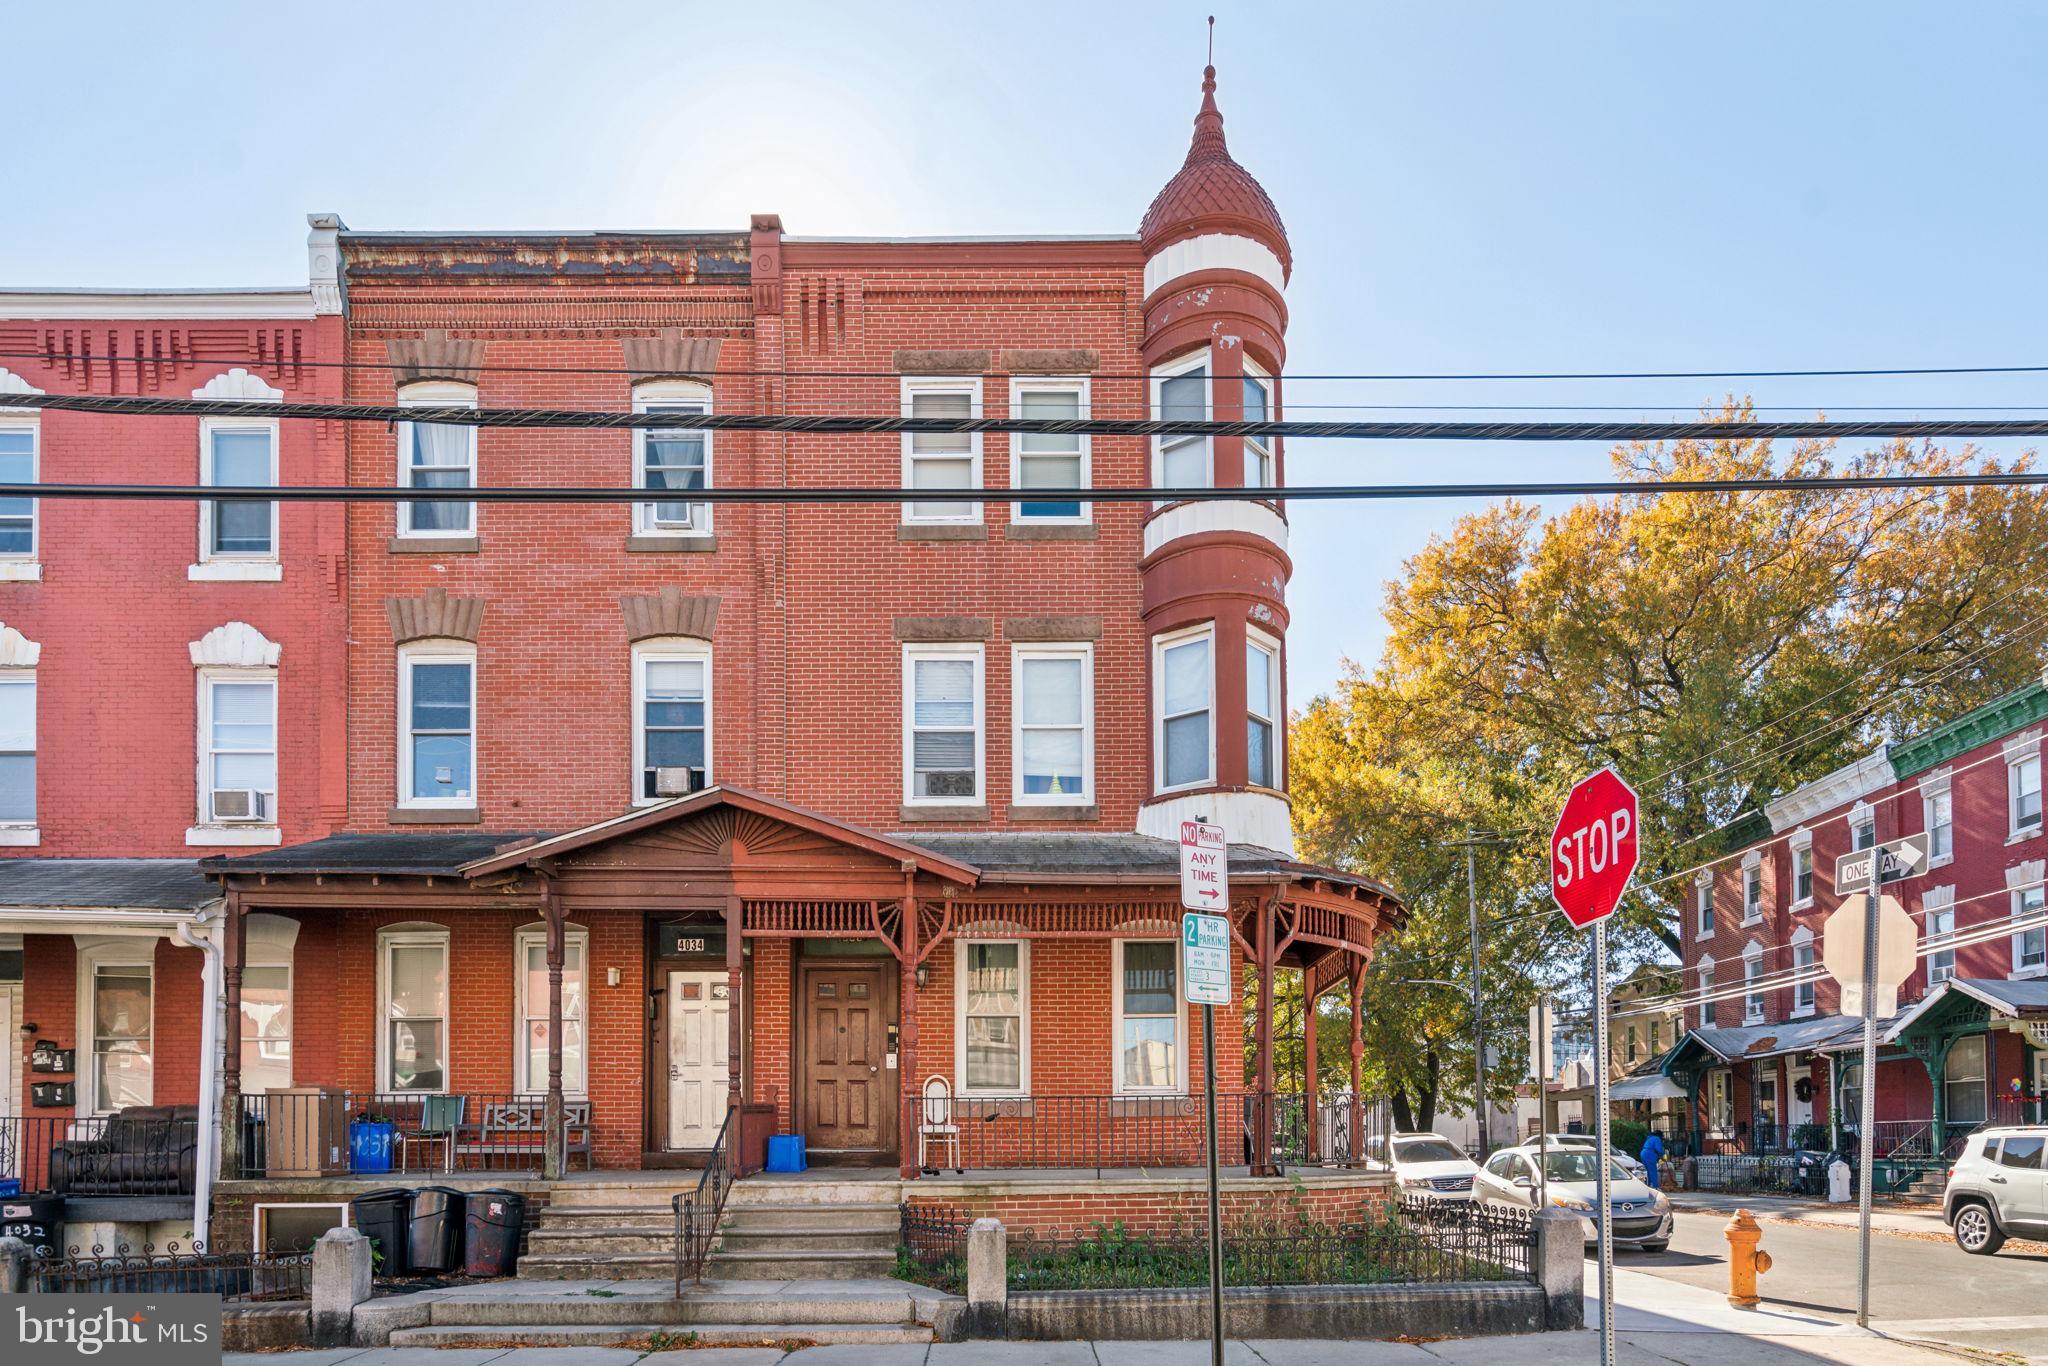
top-left (1139, 65), bottom-right (1290, 279)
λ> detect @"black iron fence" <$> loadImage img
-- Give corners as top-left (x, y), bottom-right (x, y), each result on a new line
top-left (233, 1091), bottom-right (593, 1178)
top-left (897, 1202), bottom-right (970, 1293)
top-left (30, 1241), bottom-right (312, 1302)
top-left (672, 1106), bottom-right (737, 1290)
top-left (1, 1112), bottom-right (200, 1197)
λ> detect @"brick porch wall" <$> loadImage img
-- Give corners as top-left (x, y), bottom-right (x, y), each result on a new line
top-left (906, 1171), bottom-right (1394, 1241)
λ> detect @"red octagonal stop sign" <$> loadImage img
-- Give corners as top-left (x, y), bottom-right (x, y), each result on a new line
top-left (1550, 766), bottom-right (1640, 929)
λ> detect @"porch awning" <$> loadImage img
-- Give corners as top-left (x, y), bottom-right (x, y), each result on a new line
top-left (0, 858), bottom-right (219, 912)
top-left (1610, 1073), bottom-right (1687, 1102)
top-left (1684, 1012), bottom-right (1871, 1063)
top-left (1880, 978), bottom-right (2048, 1043)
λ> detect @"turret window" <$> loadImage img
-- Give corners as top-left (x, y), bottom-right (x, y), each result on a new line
top-left (1154, 625), bottom-right (1213, 792)
top-left (1243, 367), bottom-right (1274, 488)
top-left (1246, 631), bottom-right (1280, 789)
top-left (1152, 354), bottom-right (1210, 492)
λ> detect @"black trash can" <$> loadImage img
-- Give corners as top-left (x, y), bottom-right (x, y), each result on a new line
top-left (348, 1188), bottom-right (414, 1277)
top-left (462, 1189), bottom-right (526, 1277)
top-left (408, 1186), bottom-right (467, 1274)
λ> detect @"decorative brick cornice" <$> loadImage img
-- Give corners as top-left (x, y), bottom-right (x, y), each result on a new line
top-left (895, 349), bottom-right (988, 375)
top-left (1890, 681), bottom-right (2048, 779)
top-left (387, 585), bottom-right (485, 643)
top-left (387, 331), bottom-right (484, 386)
top-left (1005, 614), bottom-right (1102, 642)
top-left (622, 586), bottom-right (720, 642)
top-left (894, 616), bottom-right (991, 642)
top-left (1002, 348), bottom-right (1099, 374)
top-left (622, 330), bottom-right (723, 382)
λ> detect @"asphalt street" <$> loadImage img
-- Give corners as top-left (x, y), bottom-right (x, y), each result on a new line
top-left (1631, 1208), bottom-right (2048, 1362)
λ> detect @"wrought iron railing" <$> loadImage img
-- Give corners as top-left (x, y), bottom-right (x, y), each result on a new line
top-left (31, 1240), bottom-right (311, 1301)
top-left (232, 1091), bottom-right (593, 1178)
top-left (941, 1093), bottom-right (1213, 1173)
top-left (0, 1113), bottom-right (200, 1197)
top-left (897, 1201), bottom-right (970, 1293)
top-left (673, 1106), bottom-right (737, 1290)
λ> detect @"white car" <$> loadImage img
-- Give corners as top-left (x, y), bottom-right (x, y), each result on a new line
top-left (1364, 1132), bottom-right (1480, 1200)
top-left (1475, 1144), bottom-right (1673, 1252)
top-left (1537, 1131), bottom-right (1649, 1181)
top-left (1944, 1126), bottom-right (2047, 1255)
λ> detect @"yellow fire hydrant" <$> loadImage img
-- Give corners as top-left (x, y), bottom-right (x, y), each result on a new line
top-left (1725, 1208), bottom-right (1773, 1309)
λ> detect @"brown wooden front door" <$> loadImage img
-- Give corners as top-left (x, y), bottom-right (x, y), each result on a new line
top-left (801, 963), bottom-right (889, 1154)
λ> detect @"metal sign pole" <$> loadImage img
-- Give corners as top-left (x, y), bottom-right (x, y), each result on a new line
top-left (1537, 998), bottom-right (1550, 1209)
top-left (1856, 854), bottom-right (1880, 1329)
top-left (1593, 923), bottom-right (1615, 1366)
top-left (1203, 1001), bottom-right (1224, 1366)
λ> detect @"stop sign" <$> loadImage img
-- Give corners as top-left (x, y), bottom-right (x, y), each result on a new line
top-left (1550, 767), bottom-right (1640, 929)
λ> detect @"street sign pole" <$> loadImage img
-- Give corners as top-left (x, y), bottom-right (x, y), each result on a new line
top-left (1856, 850), bottom-right (1880, 1329)
top-left (1592, 923), bottom-right (1614, 1366)
top-left (1178, 818), bottom-right (1231, 1366)
top-left (1202, 999), bottom-right (1223, 1366)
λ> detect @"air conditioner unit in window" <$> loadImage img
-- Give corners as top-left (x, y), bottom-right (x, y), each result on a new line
top-left (653, 767), bottom-right (707, 798)
top-left (212, 788), bottom-right (273, 823)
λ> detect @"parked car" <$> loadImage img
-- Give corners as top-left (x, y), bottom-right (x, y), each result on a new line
top-left (1363, 1132), bottom-right (1480, 1200)
top-left (1943, 1126), bottom-right (2047, 1255)
top-left (1475, 1144), bottom-right (1672, 1252)
top-left (1536, 1132), bottom-right (1648, 1181)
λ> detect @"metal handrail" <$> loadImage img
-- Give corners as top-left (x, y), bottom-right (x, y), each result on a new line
top-left (672, 1106), bottom-right (737, 1291)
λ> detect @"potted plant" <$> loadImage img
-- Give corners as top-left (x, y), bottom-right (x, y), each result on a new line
top-left (349, 1111), bottom-right (397, 1173)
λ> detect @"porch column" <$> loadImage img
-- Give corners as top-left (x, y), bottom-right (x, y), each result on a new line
top-left (542, 881), bottom-right (566, 1181)
top-left (898, 866), bottom-right (919, 1181)
top-left (1302, 971), bottom-right (1320, 1164)
top-left (725, 894), bottom-right (744, 1119)
top-left (1254, 897), bottom-right (1278, 1176)
top-left (1348, 956), bottom-right (1364, 1165)
top-left (218, 890), bottom-right (246, 1180)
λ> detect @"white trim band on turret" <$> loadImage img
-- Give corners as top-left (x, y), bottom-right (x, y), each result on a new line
top-left (1139, 790), bottom-right (1295, 857)
top-left (1143, 498), bottom-right (1289, 559)
top-left (1143, 234), bottom-right (1287, 298)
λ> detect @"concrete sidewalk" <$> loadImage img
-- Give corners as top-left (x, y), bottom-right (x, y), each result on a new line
top-left (1671, 1191), bottom-right (1951, 1237)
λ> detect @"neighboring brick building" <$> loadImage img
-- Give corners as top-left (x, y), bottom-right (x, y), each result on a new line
top-left (1666, 667), bottom-right (2048, 1170)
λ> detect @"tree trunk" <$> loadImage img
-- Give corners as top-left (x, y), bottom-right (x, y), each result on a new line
top-left (1417, 1048), bottom-right (1441, 1131)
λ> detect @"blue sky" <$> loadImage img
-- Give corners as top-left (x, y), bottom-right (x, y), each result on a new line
top-left (8, 1), bottom-right (2046, 699)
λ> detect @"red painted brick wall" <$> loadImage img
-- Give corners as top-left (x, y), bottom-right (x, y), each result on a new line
top-left (16, 931), bottom-right (204, 1119)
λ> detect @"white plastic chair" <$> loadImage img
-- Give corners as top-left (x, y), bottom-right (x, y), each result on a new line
top-left (919, 1075), bottom-right (961, 1174)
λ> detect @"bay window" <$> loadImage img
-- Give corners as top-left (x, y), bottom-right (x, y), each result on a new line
top-left (515, 927), bottom-right (588, 1094)
top-left (1155, 625), bottom-right (1213, 791)
top-left (1242, 368), bottom-right (1274, 488)
top-left (1116, 940), bottom-right (1184, 1093)
top-left (957, 940), bottom-right (1027, 1095)
top-left (905, 645), bottom-right (983, 803)
top-left (1011, 378), bottom-right (1088, 522)
top-left (1013, 644), bottom-right (1091, 804)
top-left (379, 928), bottom-right (449, 1092)
top-left (1246, 632), bottom-right (1280, 789)
top-left (399, 646), bottom-right (476, 807)
top-left (397, 383), bottom-right (477, 537)
top-left (902, 378), bottom-right (981, 524)
top-left (633, 382), bottom-right (712, 534)
top-left (634, 643), bottom-right (711, 802)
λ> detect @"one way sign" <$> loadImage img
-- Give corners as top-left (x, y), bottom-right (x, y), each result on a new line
top-left (1179, 820), bottom-right (1229, 911)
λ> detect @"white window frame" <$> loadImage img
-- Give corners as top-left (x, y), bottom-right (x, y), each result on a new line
top-left (2010, 860), bottom-right (2046, 978)
top-left (632, 380), bottom-right (714, 536)
top-left (396, 382), bottom-right (478, 538)
top-left (1241, 359), bottom-right (1276, 490)
top-left (0, 413), bottom-right (40, 574)
top-left (239, 914), bottom-right (297, 1095)
top-left (1924, 885), bottom-right (1957, 985)
top-left (2007, 733), bottom-right (2043, 842)
top-left (397, 642), bottom-right (478, 809)
top-left (1741, 851), bottom-right (1763, 924)
top-left (76, 937), bottom-right (156, 1116)
top-left (1697, 955), bottom-right (1717, 1029)
top-left (1790, 830), bottom-right (1814, 909)
top-left (1153, 623), bottom-right (1216, 794)
top-left (1113, 938), bottom-right (1188, 1095)
top-left (1011, 642), bottom-right (1094, 806)
top-left (1707, 1068), bottom-right (1732, 1135)
top-left (1944, 1034), bottom-right (1987, 1128)
top-left (900, 376), bottom-right (982, 525)
top-left (1695, 872), bottom-right (1714, 940)
top-left (1742, 942), bottom-right (1765, 1024)
top-left (1150, 350), bottom-right (1212, 496)
top-left (376, 925), bottom-right (451, 1094)
top-left (1007, 376), bottom-right (1090, 525)
top-left (1245, 626), bottom-right (1282, 791)
top-left (1920, 770), bottom-right (1955, 868)
top-left (632, 639), bottom-right (713, 806)
top-left (902, 643), bottom-right (985, 806)
top-left (0, 668), bottom-right (36, 841)
top-left (252, 1202), bottom-right (348, 1255)
top-left (513, 925), bottom-right (590, 1096)
top-left (1850, 801), bottom-right (1876, 851)
top-left (1790, 928), bottom-right (1817, 1018)
top-left (197, 416), bottom-right (281, 568)
top-left (194, 666), bottom-right (279, 834)
top-left (954, 938), bottom-right (1030, 1098)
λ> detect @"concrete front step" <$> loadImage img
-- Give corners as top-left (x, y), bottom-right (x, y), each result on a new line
top-left (726, 1179), bottom-right (904, 1206)
top-left (516, 1253), bottom-right (676, 1281)
top-left (720, 1200), bottom-right (900, 1229)
top-left (539, 1206), bottom-right (681, 1227)
top-left (714, 1226), bottom-right (898, 1253)
top-left (705, 1247), bottom-right (898, 1280)
top-left (391, 1321), bottom-right (931, 1348)
top-left (425, 1291), bottom-right (927, 1328)
top-left (526, 1230), bottom-right (681, 1257)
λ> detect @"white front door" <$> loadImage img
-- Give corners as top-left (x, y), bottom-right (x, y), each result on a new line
top-left (667, 971), bottom-right (731, 1149)
top-left (1787, 1062), bottom-right (1813, 1130)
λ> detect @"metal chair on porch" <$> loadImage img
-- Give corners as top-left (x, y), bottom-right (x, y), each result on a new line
top-left (398, 1094), bottom-right (467, 1174)
top-left (919, 1075), bottom-right (961, 1175)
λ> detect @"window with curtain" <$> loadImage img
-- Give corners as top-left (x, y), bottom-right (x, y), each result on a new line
top-left (1015, 649), bottom-right (1087, 801)
top-left (1247, 637), bottom-right (1278, 788)
top-left (205, 425), bottom-right (276, 556)
top-left (0, 677), bottom-right (33, 824)
top-left (398, 388), bottom-right (477, 535)
top-left (1944, 1035), bottom-right (1987, 1128)
top-left (0, 425), bottom-right (37, 556)
top-left (403, 656), bottom-right (474, 803)
top-left (635, 391), bottom-right (712, 532)
top-left (904, 385), bottom-right (977, 522)
top-left (240, 963), bottom-right (293, 1094)
top-left (518, 934), bottom-right (586, 1094)
top-left (961, 941), bottom-right (1023, 1093)
top-left (908, 650), bottom-right (980, 800)
top-left (639, 653), bottom-right (708, 800)
top-left (205, 677), bottom-right (277, 822)
top-left (1118, 941), bottom-right (1180, 1092)
top-left (1158, 630), bottom-right (1212, 790)
top-left (384, 937), bottom-right (448, 1091)
top-left (93, 963), bottom-right (153, 1112)
top-left (1242, 374), bottom-right (1273, 487)
top-left (1155, 362), bottom-right (1208, 489)
top-left (1014, 383), bottom-right (1086, 520)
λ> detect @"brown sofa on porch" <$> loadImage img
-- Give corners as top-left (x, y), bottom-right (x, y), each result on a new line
top-left (49, 1105), bottom-right (200, 1196)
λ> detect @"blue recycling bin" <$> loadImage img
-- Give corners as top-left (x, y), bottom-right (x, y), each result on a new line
top-left (765, 1135), bottom-right (807, 1172)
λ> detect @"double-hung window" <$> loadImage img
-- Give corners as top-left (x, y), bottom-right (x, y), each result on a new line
top-left (1792, 841), bottom-right (1814, 906)
top-left (89, 957), bottom-right (153, 1114)
top-left (1698, 959), bottom-right (1717, 1029)
top-left (240, 963), bottom-right (294, 1095)
top-left (2012, 862), bottom-right (2046, 976)
top-left (633, 382), bottom-right (712, 534)
top-left (1116, 940), bottom-right (1184, 1093)
top-left (1010, 378), bottom-right (1088, 523)
top-left (1013, 644), bottom-right (1091, 805)
top-left (1695, 874), bottom-right (1714, 938)
top-left (1742, 858), bottom-right (1763, 923)
top-left (380, 929), bottom-right (450, 1092)
top-left (634, 643), bottom-right (711, 802)
top-left (199, 420), bottom-right (278, 564)
top-left (1152, 354), bottom-right (1210, 492)
top-left (1851, 808), bottom-right (1876, 851)
top-left (399, 646), bottom-right (476, 807)
top-left (0, 673), bottom-right (33, 830)
top-left (1155, 625), bottom-right (1214, 792)
top-left (1246, 631), bottom-right (1280, 789)
top-left (397, 383), bottom-right (478, 538)
top-left (515, 927), bottom-right (588, 1094)
top-left (1791, 931), bottom-right (1816, 1016)
top-left (2009, 738), bottom-right (2043, 840)
top-left (1242, 367), bottom-right (1275, 489)
top-left (201, 673), bottom-right (278, 824)
top-left (957, 940), bottom-right (1027, 1095)
top-left (905, 645), bottom-right (983, 804)
top-left (1945, 1035), bottom-right (1987, 1129)
top-left (1925, 886), bottom-right (1957, 985)
top-left (0, 419), bottom-right (37, 568)
top-left (902, 378), bottom-right (981, 524)
top-left (1742, 944), bottom-right (1764, 1024)
top-left (1923, 775), bottom-right (1954, 865)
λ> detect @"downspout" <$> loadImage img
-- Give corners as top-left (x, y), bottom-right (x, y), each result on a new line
top-left (176, 914), bottom-right (222, 1248)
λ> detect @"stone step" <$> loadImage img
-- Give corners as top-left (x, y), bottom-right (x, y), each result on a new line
top-left (713, 1226), bottom-right (898, 1253)
top-left (425, 1291), bottom-right (924, 1327)
top-left (721, 1201), bottom-right (900, 1230)
top-left (704, 1247), bottom-right (898, 1280)
top-left (524, 1229), bottom-right (681, 1256)
top-left (726, 1179), bottom-right (904, 1206)
top-left (391, 1322), bottom-right (931, 1349)
top-left (535, 1207), bottom-right (677, 1230)
top-left (515, 1253), bottom-right (676, 1281)
top-left (545, 1187), bottom-right (692, 1210)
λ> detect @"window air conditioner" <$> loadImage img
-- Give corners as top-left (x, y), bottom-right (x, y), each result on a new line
top-left (212, 788), bottom-right (272, 823)
top-left (653, 767), bottom-right (707, 798)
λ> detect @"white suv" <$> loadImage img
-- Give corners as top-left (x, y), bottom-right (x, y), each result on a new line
top-left (1364, 1132), bottom-right (1481, 1200)
top-left (1944, 1126), bottom-right (2047, 1255)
